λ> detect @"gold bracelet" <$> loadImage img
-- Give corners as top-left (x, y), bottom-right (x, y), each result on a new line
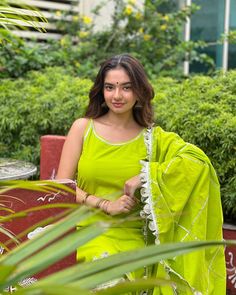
top-left (99, 199), bottom-right (106, 211)
top-left (99, 199), bottom-right (110, 214)
top-left (95, 198), bottom-right (104, 208)
top-left (82, 192), bottom-right (91, 204)
top-left (103, 200), bottom-right (110, 214)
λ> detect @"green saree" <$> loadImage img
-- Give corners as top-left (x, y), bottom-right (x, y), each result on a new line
top-left (140, 126), bottom-right (226, 294)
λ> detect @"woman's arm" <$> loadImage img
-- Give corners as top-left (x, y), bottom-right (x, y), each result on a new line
top-left (56, 118), bottom-right (89, 180)
top-left (76, 185), bottom-right (137, 216)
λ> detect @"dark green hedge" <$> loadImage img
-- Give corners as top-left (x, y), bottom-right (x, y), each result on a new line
top-left (0, 67), bottom-right (91, 165)
top-left (0, 67), bottom-right (235, 221)
top-left (153, 73), bottom-right (236, 222)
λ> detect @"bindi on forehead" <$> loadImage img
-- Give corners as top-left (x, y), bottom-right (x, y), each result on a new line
top-left (115, 81), bottom-right (131, 86)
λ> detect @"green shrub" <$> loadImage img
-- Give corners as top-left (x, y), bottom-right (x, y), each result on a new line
top-left (0, 0), bottom-right (214, 80)
top-left (0, 68), bottom-right (235, 221)
top-left (0, 67), bottom-right (91, 166)
top-left (153, 71), bottom-right (236, 222)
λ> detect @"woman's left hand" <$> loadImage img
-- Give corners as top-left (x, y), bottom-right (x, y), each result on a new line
top-left (124, 175), bottom-right (142, 198)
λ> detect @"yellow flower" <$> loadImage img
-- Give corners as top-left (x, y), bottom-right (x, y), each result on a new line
top-left (82, 16), bottom-right (92, 24)
top-left (124, 5), bottom-right (133, 16)
top-left (60, 37), bottom-right (66, 46)
top-left (138, 27), bottom-right (144, 34)
top-left (79, 31), bottom-right (89, 39)
top-left (128, 0), bottom-right (136, 4)
top-left (163, 15), bottom-right (170, 22)
top-left (160, 24), bottom-right (167, 31)
top-left (143, 34), bottom-right (151, 41)
top-left (135, 12), bottom-right (142, 20)
top-left (55, 10), bottom-right (61, 17)
top-left (72, 16), bottom-right (79, 22)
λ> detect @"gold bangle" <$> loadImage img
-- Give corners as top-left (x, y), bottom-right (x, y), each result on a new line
top-left (82, 192), bottom-right (90, 204)
top-left (103, 200), bottom-right (110, 214)
top-left (97, 199), bottom-right (110, 214)
top-left (95, 198), bottom-right (104, 208)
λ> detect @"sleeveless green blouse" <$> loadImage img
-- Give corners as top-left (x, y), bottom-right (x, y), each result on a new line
top-left (77, 119), bottom-right (147, 227)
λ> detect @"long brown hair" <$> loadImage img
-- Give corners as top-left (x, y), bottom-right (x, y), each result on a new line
top-left (85, 54), bottom-right (155, 127)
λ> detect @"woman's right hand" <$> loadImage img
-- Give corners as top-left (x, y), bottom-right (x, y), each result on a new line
top-left (106, 195), bottom-right (138, 216)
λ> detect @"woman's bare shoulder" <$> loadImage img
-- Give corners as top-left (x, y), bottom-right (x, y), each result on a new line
top-left (68, 118), bottom-right (89, 139)
top-left (69, 117), bottom-right (90, 135)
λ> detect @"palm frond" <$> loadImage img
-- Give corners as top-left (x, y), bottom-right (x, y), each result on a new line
top-left (0, 180), bottom-right (230, 294)
top-left (0, 0), bottom-right (47, 34)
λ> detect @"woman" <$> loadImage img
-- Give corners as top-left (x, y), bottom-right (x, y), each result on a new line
top-left (56, 54), bottom-right (226, 294)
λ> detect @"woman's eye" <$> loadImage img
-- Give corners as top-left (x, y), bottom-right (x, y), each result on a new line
top-left (123, 86), bottom-right (131, 91)
top-left (105, 85), bottom-right (113, 91)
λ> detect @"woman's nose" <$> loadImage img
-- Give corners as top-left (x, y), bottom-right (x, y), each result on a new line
top-left (114, 87), bottom-right (122, 99)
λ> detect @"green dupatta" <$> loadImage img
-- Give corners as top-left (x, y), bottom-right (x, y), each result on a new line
top-left (140, 126), bottom-right (226, 294)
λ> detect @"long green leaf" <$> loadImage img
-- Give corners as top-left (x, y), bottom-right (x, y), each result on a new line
top-left (0, 206), bottom-right (92, 266)
top-left (0, 180), bottom-right (76, 195)
top-left (0, 203), bottom-right (76, 223)
top-left (14, 284), bottom-right (90, 295)
top-left (3, 208), bottom-right (74, 248)
top-left (0, 226), bottom-right (19, 246)
top-left (4, 222), bottom-right (109, 289)
top-left (0, 206), bottom-right (15, 214)
top-left (95, 278), bottom-right (187, 295)
top-left (36, 240), bottom-right (228, 290)
top-left (0, 265), bottom-right (16, 290)
top-left (0, 241), bottom-right (10, 252)
top-left (0, 0), bottom-right (47, 32)
top-left (71, 240), bottom-right (228, 290)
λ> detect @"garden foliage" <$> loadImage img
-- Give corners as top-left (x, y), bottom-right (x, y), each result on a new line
top-left (0, 67), bottom-right (235, 221)
top-left (0, 67), bottom-right (91, 165)
top-left (153, 72), bottom-right (236, 222)
top-left (0, 0), bottom-right (47, 43)
top-left (0, 0), bottom-right (214, 80)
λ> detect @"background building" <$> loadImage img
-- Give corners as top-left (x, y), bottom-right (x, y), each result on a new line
top-left (190, 0), bottom-right (236, 71)
top-left (156, 0), bottom-right (236, 73)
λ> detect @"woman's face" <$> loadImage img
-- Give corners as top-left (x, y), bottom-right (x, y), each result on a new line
top-left (103, 67), bottom-right (137, 115)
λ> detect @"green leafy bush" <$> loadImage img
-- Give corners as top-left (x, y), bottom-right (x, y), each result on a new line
top-left (0, 68), bottom-right (235, 221)
top-left (0, 0), bottom-right (214, 80)
top-left (0, 67), bottom-right (91, 165)
top-left (153, 71), bottom-right (236, 222)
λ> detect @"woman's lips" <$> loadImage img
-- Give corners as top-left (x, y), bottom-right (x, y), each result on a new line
top-left (112, 103), bottom-right (124, 108)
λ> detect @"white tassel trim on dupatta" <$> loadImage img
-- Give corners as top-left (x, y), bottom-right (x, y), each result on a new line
top-left (140, 160), bottom-right (159, 245)
top-left (140, 127), bottom-right (160, 245)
